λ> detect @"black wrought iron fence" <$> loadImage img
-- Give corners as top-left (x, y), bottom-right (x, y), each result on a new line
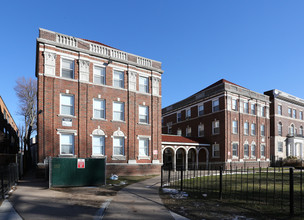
top-left (1, 163), bottom-right (18, 200)
top-left (161, 165), bottom-right (304, 217)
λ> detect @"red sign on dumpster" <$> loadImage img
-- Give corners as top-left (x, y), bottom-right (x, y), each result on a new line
top-left (77, 159), bottom-right (85, 168)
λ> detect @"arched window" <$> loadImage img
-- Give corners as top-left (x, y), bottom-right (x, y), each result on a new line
top-left (289, 124), bottom-right (295, 136)
top-left (300, 126), bottom-right (303, 137)
top-left (278, 122), bottom-right (282, 136)
top-left (91, 127), bottom-right (106, 156)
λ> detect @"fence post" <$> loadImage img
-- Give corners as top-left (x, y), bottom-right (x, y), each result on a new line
top-left (290, 168), bottom-right (294, 217)
top-left (181, 167), bottom-right (183, 191)
top-left (161, 165), bottom-right (163, 188)
top-left (1, 171), bottom-right (4, 199)
top-left (219, 166), bottom-right (223, 200)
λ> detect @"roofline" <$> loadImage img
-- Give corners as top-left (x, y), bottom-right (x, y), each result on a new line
top-left (162, 141), bottom-right (210, 146)
top-left (0, 96), bottom-right (19, 132)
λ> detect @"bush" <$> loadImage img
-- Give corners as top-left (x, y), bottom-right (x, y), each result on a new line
top-left (282, 156), bottom-right (303, 168)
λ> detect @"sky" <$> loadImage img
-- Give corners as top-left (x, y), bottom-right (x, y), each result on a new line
top-left (1, 0), bottom-right (304, 128)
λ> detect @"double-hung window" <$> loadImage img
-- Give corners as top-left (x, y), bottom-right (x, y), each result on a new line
top-left (278, 122), bottom-right (282, 136)
top-left (244, 102), bottom-right (249, 114)
top-left (177, 129), bottom-right (182, 136)
top-left (251, 123), bottom-right (256, 135)
top-left (139, 76), bottom-right (149, 93)
top-left (232, 99), bottom-right (238, 111)
top-left (261, 106), bottom-right (265, 117)
top-left (92, 135), bottom-right (105, 155)
top-left (212, 144), bottom-right (220, 158)
top-left (186, 127), bottom-right (191, 137)
top-left (113, 137), bottom-right (124, 156)
top-left (213, 99), bottom-right (219, 112)
top-left (62, 59), bottom-right (74, 79)
top-left (186, 109), bottom-right (191, 119)
top-left (244, 144), bottom-right (249, 158)
top-left (278, 105), bottom-right (282, 115)
top-left (278, 142), bottom-right (283, 152)
top-left (251, 144), bottom-right (256, 157)
top-left (177, 112), bottom-right (182, 122)
top-left (300, 111), bottom-right (303, 120)
top-left (232, 143), bottom-right (238, 157)
top-left (113, 102), bottom-right (124, 121)
top-left (113, 70), bottom-right (124, 88)
top-left (93, 99), bottom-right (105, 119)
top-left (293, 109), bottom-right (297, 119)
top-left (94, 66), bottom-right (106, 85)
top-left (198, 104), bottom-right (204, 116)
top-left (139, 105), bottom-right (149, 124)
top-left (260, 144), bottom-right (265, 157)
top-left (288, 108), bottom-right (292, 117)
top-left (198, 124), bottom-right (204, 137)
top-left (251, 104), bottom-right (256, 115)
top-left (213, 120), bottom-right (220, 134)
top-left (60, 94), bottom-right (74, 116)
top-left (139, 138), bottom-right (149, 157)
top-left (244, 122), bottom-right (249, 135)
top-left (232, 120), bottom-right (238, 134)
top-left (60, 133), bottom-right (74, 155)
top-left (261, 125), bottom-right (265, 136)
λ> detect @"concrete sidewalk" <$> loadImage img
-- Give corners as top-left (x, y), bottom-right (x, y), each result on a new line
top-left (0, 199), bottom-right (22, 220)
top-left (102, 176), bottom-right (188, 220)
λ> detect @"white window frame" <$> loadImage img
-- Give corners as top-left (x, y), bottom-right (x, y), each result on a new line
top-left (60, 133), bottom-right (74, 155)
top-left (139, 105), bottom-right (149, 124)
top-left (177, 128), bottom-right (182, 136)
top-left (61, 58), bottom-right (74, 79)
top-left (251, 104), bottom-right (256, 115)
top-left (288, 108), bottom-right (292, 117)
top-left (244, 102), bottom-right (249, 114)
top-left (278, 122), bottom-right (282, 136)
top-left (92, 135), bottom-right (105, 156)
top-left (198, 124), bottom-right (204, 137)
top-left (251, 143), bottom-right (256, 158)
top-left (186, 109), bottom-right (191, 119)
top-left (212, 99), bottom-right (219, 112)
top-left (278, 105), bottom-right (282, 115)
top-left (232, 143), bottom-right (238, 157)
top-left (232, 120), bottom-right (238, 134)
top-left (261, 124), bottom-right (265, 136)
top-left (212, 120), bottom-right (220, 135)
top-left (93, 65), bottom-right (106, 85)
top-left (278, 141), bottom-right (283, 152)
top-left (60, 94), bottom-right (74, 116)
top-left (139, 76), bottom-right (149, 93)
top-left (113, 136), bottom-right (124, 156)
top-left (260, 144), bottom-right (265, 158)
top-left (177, 112), bottom-right (182, 122)
top-left (251, 123), bottom-right (256, 136)
top-left (212, 144), bottom-right (220, 158)
top-left (244, 144), bottom-right (249, 158)
top-left (113, 101), bottom-right (124, 121)
top-left (261, 106), bottom-right (265, 117)
top-left (293, 109), bottom-right (297, 119)
top-left (232, 99), bottom-right (238, 111)
top-left (244, 122), bottom-right (249, 135)
top-left (113, 70), bottom-right (124, 88)
top-left (300, 111), bottom-right (303, 120)
top-left (93, 99), bottom-right (106, 119)
top-left (139, 137), bottom-right (149, 157)
top-left (198, 104), bottom-right (204, 116)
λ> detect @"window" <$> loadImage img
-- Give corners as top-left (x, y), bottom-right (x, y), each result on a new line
top-left (198, 104), bottom-right (204, 116)
top-left (113, 137), bottom-right (124, 156)
top-left (198, 124), bottom-right (204, 137)
top-left (261, 125), bottom-right (265, 136)
top-left (251, 104), bottom-right (256, 115)
top-left (113, 102), bottom-right (124, 121)
top-left (300, 111), bottom-right (303, 120)
top-left (232, 120), bottom-right (238, 134)
top-left (139, 76), bottom-right (149, 93)
top-left (213, 99), bottom-right (219, 112)
top-left (60, 94), bottom-right (74, 116)
top-left (260, 144), bottom-right (265, 157)
top-left (139, 138), bottom-right (149, 156)
top-left (212, 120), bottom-right (220, 135)
top-left (278, 105), bottom-right (282, 115)
top-left (212, 144), bottom-right (220, 158)
top-left (244, 122), bottom-right (249, 135)
top-left (94, 66), bottom-right (106, 85)
top-left (177, 112), bottom-right (182, 122)
top-left (293, 109), bottom-right (297, 119)
top-left (60, 133), bottom-right (74, 155)
top-left (278, 142), bottom-right (283, 152)
top-left (92, 135), bottom-right (105, 155)
top-left (261, 106), bottom-right (265, 117)
top-left (289, 124), bottom-right (295, 136)
top-left (244, 144), bottom-right (249, 157)
top-left (113, 70), bottom-right (124, 88)
top-left (93, 99), bottom-right (105, 119)
top-left (61, 59), bottom-right (74, 79)
top-left (186, 109), bottom-right (191, 119)
top-left (232, 143), bottom-right (238, 157)
top-left (244, 102), bottom-right (249, 114)
top-left (139, 105), bottom-right (149, 124)
top-left (300, 126), bottom-right (304, 136)
top-left (177, 128), bottom-right (182, 136)
top-left (3, 110), bottom-right (6, 120)
top-left (288, 108), bottom-right (292, 117)
top-left (186, 127), bottom-right (191, 137)
top-left (278, 122), bottom-right (282, 136)
top-left (251, 123), bottom-right (256, 135)
top-left (167, 122), bottom-right (172, 134)
top-left (232, 99), bottom-right (238, 111)
top-left (251, 144), bottom-right (256, 157)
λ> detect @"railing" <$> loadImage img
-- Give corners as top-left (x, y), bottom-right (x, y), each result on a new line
top-left (1, 163), bottom-right (18, 200)
top-left (89, 43), bottom-right (127, 61)
top-left (161, 165), bottom-right (304, 218)
top-left (56, 34), bottom-right (77, 47)
top-left (137, 57), bottom-right (152, 67)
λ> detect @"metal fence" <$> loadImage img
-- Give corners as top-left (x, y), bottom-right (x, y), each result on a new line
top-left (161, 165), bottom-right (304, 217)
top-left (1, 163), bottom-right (19, 199)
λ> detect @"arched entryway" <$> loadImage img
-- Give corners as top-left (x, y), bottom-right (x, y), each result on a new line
top-left (163, 148), bottom-right (174, 169)
top-left (176, 148), bottom-right (186, 170)
top-left (188, 148), bottom-right (196, 170)
top-left (198, 147), bottom-right (209, 169)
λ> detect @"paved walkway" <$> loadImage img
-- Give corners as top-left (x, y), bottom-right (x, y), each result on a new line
top-left (102, 176), bottom-right (187, 220)
top-left (0, 172), bottom-right (188, 220)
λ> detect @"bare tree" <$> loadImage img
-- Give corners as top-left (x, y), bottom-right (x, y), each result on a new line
top-left (14, 77), bottom-right (37, 169)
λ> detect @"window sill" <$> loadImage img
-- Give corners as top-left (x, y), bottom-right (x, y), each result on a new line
top-left (91, 118), bottom-right (107, 121)
top-left (58, 154), bottom-right (76, 158)
top-left (111, 120), bottom-right (126, 123)
top-left (138, 122), bottom-right (150, 126)
top-left (91, 155), bottom-right (106, 158)
top-left (212, 156), bottom-right (220, 158)
top-left (58, 114), bottom-right (76, 118)
top-left (232, 156), bottom-right (239, 159)
top-left (111, 155), bottom-right (126, 160)
top-left (138, 156), bottom-right (150, 160)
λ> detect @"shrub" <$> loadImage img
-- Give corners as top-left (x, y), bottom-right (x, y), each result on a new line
top-left (282, 156), bottom-right (303, 168)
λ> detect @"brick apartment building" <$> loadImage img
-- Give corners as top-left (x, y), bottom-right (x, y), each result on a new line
top-left (35, 28), bottom-right (163, 175)
top-left (162, 79), bottom-right (271, 169)
top-left (264, 89), bottom-right (304, 163)
top-left (0, 96), bottom-right (19, 160)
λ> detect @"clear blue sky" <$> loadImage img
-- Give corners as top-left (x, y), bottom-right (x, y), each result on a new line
top-left (1, 0), bottom-right (304, 128)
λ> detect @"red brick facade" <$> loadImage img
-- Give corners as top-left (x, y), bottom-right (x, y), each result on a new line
top-left (36, 29), bottom-right (163, 175)
top-left (162, 79), bottom-right (271, 169)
